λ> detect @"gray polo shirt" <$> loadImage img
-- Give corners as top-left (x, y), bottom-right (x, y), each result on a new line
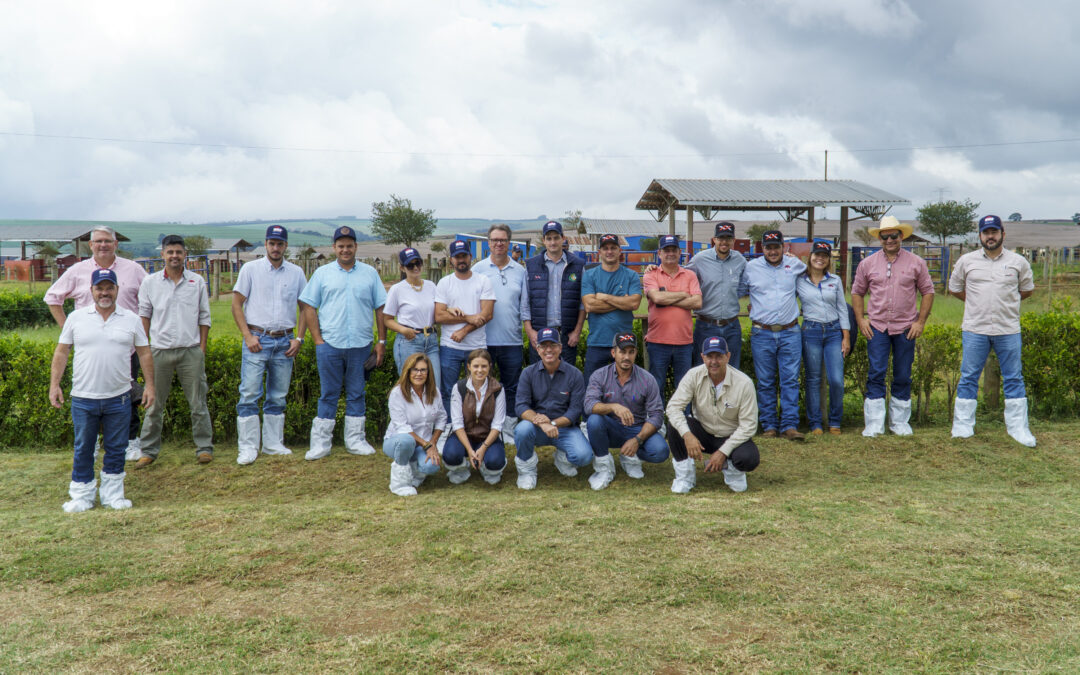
top-left (137, 269), bottom-right (211, 349)
top-left (687, 247), bottom-right (746, 320)
top-left (584, 363), bottom-right (664, 428)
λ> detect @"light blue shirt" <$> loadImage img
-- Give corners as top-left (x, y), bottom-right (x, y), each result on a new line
top-left (796, 272), bottom-right (850, 329)
top-left (473, 256), bottom-right (525, 346)
top-left (299, 260), bottom-right (386, 349)
top-left (738, 254), bottom-right (806, 325)
top-left (233, 257), bottom-right (307, 331)
top-left (687, 247), bottom-right (746, 320)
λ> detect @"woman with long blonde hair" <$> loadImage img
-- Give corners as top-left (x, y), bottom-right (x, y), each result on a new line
top-left (382, 353), bottom-right (446, 496)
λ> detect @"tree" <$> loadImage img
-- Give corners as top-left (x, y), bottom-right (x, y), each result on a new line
top-left (745, 223), bottom-right (771, 243)
top-left (1009, 212), bottom-right (1022, 222)
top-left (30, 241), bottom-right (61, 259)
top-left (1073, 213), bottom-right (1080, 225)
top-left (184, 235), bottom-right (213, 255)
top-left (916, 198), bottom-right (980, 245)
top-left (563, 209), bottom-right (584, 234)
top-left (853, 226), bottom-right (875, 245)
top-left (640, 237), bottom-right (658, 251)
top-left (430, 241), bottom-right (446, 253)
top-left (370, 194), bottom-right (437, 248)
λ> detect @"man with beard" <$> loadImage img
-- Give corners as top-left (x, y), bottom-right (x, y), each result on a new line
top-left (948, 215), bottom-right (1036, 446)
top-left (581, 234), bottom-right (642, 383)
top-left (687, 221), bottom-right (747, 369)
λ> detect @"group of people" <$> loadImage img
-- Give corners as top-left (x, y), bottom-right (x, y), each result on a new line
top-left (48, 214), bottom-right (1038, 511)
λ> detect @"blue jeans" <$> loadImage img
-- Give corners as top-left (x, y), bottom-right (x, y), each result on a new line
top-left (513, 420), bottom-right (593, 466)
top-left (957, 332), bottom-right (1026, 399)
top-left (237, 334), bottom-right (295, 417)
top-left (487, 344), bottom-right (524, 414)
top-left (382, 433), bottom-right (441, 474)
top-left (693, 320), bottom-right (743, 370)
top-left (585, 414), bottom-right (669, 462)
top-left (315, 342), bottom-right (371, 419)
top-left (750, 325), bottom-right (802, 432)
top-left (71, 393), bottom-right (130, 483)
top-left (582, 346), bottom-right (614, 384)
top-left (443, 434), bottom-right (507, 470)
top-left (393, 331), bottom-right (441, 392)
top-left (646, 342), bottom-right (693, 393)
top-left (802, 320), bottom-right (845, 430)
top-left (439, 345), bottom-right (471, 416)
top-left (866, 327), bottom-right (915, 400)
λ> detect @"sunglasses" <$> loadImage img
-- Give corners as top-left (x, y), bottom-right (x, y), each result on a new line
top-left (405, 261), bottom-right (422, 270)
top-left (880, 232), bottom-right (901, 241)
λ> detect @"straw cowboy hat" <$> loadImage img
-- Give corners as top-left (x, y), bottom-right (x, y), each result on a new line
top-left (868, 215), bottom-right (913, 240)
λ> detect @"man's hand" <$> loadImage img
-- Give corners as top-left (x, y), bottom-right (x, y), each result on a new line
top-left (465, 314), bottom-right (485, 328)
top-left (374, 342), bottom-right (386, 365)
top-left (531, 414), bottom-right (550, 427)
top-left (451, 328), bottom-right (468, 343)
top-left (542, 422), bottom-right (560, 439)
top-left (682, 432), bottom-right (704, 460)
top-left (244, 334), bottom-right (262, 353)
top-left (285, 338), bottom-right (302, 358)
top-left (619, 437), bottom-right (639, 457)
top-left (49, 385), bottom-right (64, 409)
top-left (704, 452), bottom-right (727, 473)
top-left (568, 327), bottom-right (582, 347)
top-left (857, 316), bottom-right (874, 340)
top-left (609, 404), bottom-right (634, 426)
top-left (141, 387), bottom-right (155, 409)
top-left (905, 319), bottom-right (926, 340)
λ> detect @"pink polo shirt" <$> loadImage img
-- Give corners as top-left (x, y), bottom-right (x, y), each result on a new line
top-left (643, 265), bottom-right (701, 345)
top-left (851, 249), bottom-right (934, 335)
top-left (44, 256), bottom-right (148, 313)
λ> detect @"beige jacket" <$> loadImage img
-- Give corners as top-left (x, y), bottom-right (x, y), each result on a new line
top-left (666, 364), bottom-right (758, 457)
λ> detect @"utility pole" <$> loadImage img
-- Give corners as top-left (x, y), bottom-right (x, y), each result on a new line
top-left (824, 150), bottom-right (828, 180)
top-left (934, 187), bottom-right (949, 203)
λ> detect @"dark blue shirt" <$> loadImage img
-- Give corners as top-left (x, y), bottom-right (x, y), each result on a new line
top-left (515, 360), bottom-right (585, 424)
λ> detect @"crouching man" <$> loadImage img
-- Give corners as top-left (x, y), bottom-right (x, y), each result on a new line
top-left (665, 336), bottom-right (759, 494)
top-left (49, 269), bottom-right (155, 512)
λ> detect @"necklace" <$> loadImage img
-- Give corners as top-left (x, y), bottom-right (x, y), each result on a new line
top-left (407, 279), bottom-right (423, 292)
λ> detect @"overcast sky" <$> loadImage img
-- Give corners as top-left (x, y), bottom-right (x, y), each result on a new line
top-left (1, 0), bottom-right (1077, 224)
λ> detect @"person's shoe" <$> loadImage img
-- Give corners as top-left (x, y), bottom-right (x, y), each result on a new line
top-left (125, 438), bottom-right (143, 461)
top-left (389, 462), bottom-right (418, 497)
top-left (810, 428), bottom-right (824, 436)
top-left (261, 413), bottom-right (292, 455)
top-left (196, 450), bottom-right (213, 464)
top-left (761, 429), bottom-right (778, 438)
top-left (862, 398), bottom-right (886, 437)
top-left (552, 448), bottom-right (578, 477)
top-left (515, 453), bottom-right (538, 490)
top-left (1004, 397), bottom-right (1037, 447)
top-left (670, 458), bottom-right (696, 494)
top-left (62, 479), bottom-right (97, 513)
top-left (305, 417), bottom-right (335, 461)
top-left (445, 459), bottom-right (471, 485)
top-left (951, 398), bottom-right (977, 439)
top-left (478, 462), bottom-right (504, 485)
top-left (134, 456), bottom-right (155, 470)
top-left (99, 472), bottom-right (133, 509)
top-left (781, 429), bottom-right (805, 441)
top-left (587, 454), bottom-right (616, 491)
top-left (236, 415), bottom-right (260, 465)
top-left (888, 397), bottom-right (914, 436)
top-left (829, 427), bottom-right (842, 435)
top-left (619, 454), bottom-right (645, 479)
top-left (344, 415), bottom-right (376, 455)
top-left (721, 460), bottom-right (748, 493)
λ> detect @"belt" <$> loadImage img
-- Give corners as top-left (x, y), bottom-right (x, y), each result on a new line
top-left (248, 324), bottom-right (292, 338)
top-left (752, 320), bottom-right (798, 332)
top-left (696, 315), bottom-right (738, 327)
top-left (406, 325), bottom-right (437, 336)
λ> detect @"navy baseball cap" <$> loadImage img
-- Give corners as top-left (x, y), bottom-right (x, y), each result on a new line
top-left (599, 233), bottom-right (619, 247)
top-left (812, 241), bottom-right (832, 255)
top-left (979, 215), bottom-right (1003, 232)
top-left (702, 336), bottom-right (729, 355)
top-left (399, 247), bottom-right (422, 266)
top-left (333, 225), bottom-right (356, 242)
top-left (536, 327), bottom-right (561, 344)
top-left (91, 268), bottom-right (118, 286)
top-left (659, 234), bottom-right (680, 249)
top-left (612, 332), bottom-right (636, 349)
top-left (714, 222), bottom-right (735, 237)
top-left (542, 221), bottom-right (564, 236)
top-left (449, 240), bottom-right (471, 257)
top-left (265, 225), bottom-right (288, 242)
top-left (762, 230), bottom-right (784, 245)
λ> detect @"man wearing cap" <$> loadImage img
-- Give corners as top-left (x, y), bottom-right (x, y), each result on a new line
top-left (513, 327), bottom-right (592, 489)
top-left (949, 215), bottom-right (1036, 446)
top-left (436, 240), bottom-right (495, 411)
top-left (737, 230), bottom-right (807, 440)
top-left (687, 221), bottom-right (747, 369)
top-left (851, 216), bottom-right (934, 437)
top-left (520, 220), bottom-right (586, 364)
top-left (473, 224), bottom-right (526, 440)
top-left (583, 332), bottom-right (667, 490)
top-left (231, 225), bottom-right (308, 465)
top-left (45, 225), bottom-right (149, 460)
top-left (299, 225), bottom-right (388, 460)
top-left (133, 234), bottom-right (214, 468)
top-left (50, 269), bottom-right (155, 511)
top-left (581, 233), bottom-right (642, 383)
top-left (665, 336), bottom-right (760, 494)
top-left (642, 234), bottom-right (702, 393)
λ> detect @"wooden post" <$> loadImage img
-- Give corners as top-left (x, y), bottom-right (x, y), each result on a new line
top-left (807, 206), bottom-right (815, 242)
top-left (213, 260), bottom-right (221, 300)
top-left (839, 206), bottom-right (850, 289)
top-left (984, 353), bottom-right (1001, 409)
top-left (686, 208), bottom-right (694, 262)
top-left (668, 205), bottom-right (676, 236)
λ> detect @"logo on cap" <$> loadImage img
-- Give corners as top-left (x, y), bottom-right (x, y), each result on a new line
top-left (450, 240), bottom-right (470, 256)
top-left (612, 332), bottom-right (636, 349)
top-left (659, 235), bottom-right (679, 248)
top-left (599, 234), bottom-right (619, 246)
top-left (537, 327), bottom-right (560, 344)
top-left (702, 336), bottom-right (729, 355)
top-left (714, 222), bottom-right (735, 237)
top-left (812, 241), bottom-right (831, 253)
top-left (763, 231), bottom-right (781, 242)
top-left (91, 269), bottom-right (118, 286)
top-left (542, 221), bottom-right (563, 235)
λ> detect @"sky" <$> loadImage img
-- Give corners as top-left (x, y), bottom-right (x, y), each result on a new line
top-left (1, 0), bottom-right (1078, 224)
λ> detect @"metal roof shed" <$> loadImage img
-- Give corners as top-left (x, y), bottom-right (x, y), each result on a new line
top-left (0, 224), bottom-right (131, 259)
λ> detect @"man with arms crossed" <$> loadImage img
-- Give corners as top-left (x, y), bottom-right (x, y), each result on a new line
top-left (642, 234), bottom-right (702, 392)
top-left (520, 220), bottom-right (585, 364)
top-left (581, 233), bottom-right (642, 383)
top-left (232, 225), bottom-right (308, 465)
top-left (50, 269), bottom-right (155, 511)
top-left (687, 221), bottom-right (747, 369)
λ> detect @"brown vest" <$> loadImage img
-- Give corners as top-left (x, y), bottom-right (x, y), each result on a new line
top-left (459, 377), bottom-right (503, 445)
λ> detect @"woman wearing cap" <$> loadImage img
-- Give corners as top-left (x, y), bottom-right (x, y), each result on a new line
top-left (796, 242), bottom-right (851, 435)
top-left (443, 349), bottom-right (507, 485)
top-left (384, 248), bottom-right (441, 390)
top-left (383, 353), bottom-right (446, 496)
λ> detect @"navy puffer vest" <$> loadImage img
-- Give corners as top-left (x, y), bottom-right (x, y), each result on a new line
top-left (524, 253), bottom-right (584, 330)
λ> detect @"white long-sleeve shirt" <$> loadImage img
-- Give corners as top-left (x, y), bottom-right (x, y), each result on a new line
top-left (384, 386), bottom-right (447, 440)
top-left (450, 378), bottom-right (506, 432)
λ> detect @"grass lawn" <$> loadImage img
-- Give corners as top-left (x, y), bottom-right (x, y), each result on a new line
top-left (3, 425), bottom-right (1078, 672)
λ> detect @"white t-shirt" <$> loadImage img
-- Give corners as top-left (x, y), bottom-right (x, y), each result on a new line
top-left (434, 272), bottom-right (496, 351)
top-left (58, 306), bottom-right (149, 399)
top-left (384, 279), bottom-right (437, 329)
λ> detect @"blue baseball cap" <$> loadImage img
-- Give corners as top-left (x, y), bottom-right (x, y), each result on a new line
top-left (399, 247), bottom-right (422, 266)
top-left (979, 215), bottom-right (1003, 232)
top-left (333, 225), bottom-right (356, 242)
top-left (702, 336), bottom-right (729, 355)
top-left (91, 268), bottom-right (118, 286)
top-left (449, 240), bottom-right (471, 257)
top-left (659, 234), bottom-right (679, 249)
top-left (265, 225), bottom-right (288, 242)
top-left (536, 327), bottom-right (561, 344)
top-left (542, 220), bottom-right (564, 236)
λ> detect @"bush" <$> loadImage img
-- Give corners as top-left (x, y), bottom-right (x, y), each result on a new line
top-left (0, 291), bottom-right (72, 329)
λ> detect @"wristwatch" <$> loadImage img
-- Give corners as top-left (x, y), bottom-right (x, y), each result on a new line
top-left (378, 339), bottom-right (386, 344)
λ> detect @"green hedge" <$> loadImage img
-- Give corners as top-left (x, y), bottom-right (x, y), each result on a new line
top-left (2, 307), bottom-right (1078, 450)
top-left (0, 290), bottom-right (72, 329)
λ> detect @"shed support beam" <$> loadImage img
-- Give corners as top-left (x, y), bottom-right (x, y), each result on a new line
top-left (839, 206), bottom-right (850, 289)
top-left (668, 206), bottom-right (676, 236)
top-left (686, 208), bottom-right (694, 260)
top-left (807, 207), bottom-right (815, 241)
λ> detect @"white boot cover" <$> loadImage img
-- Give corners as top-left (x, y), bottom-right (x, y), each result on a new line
top-left (888, 397), bottom-right (913, 436)
top-left (670, 458), bottom-right (696, 494)
top-left (261, 414), bottom-right (292, 455)
top-left (862, 398), bottom-right (886, 437)
top-left (236, 415), bottom-right (260, 465)
top-left (305, 417), bottom-right (335, 460)
top-left (478, 461), bottom-right (503, 485)
top-left (1004, 398), bottom-right (1037, 447)
top-left (409, 461), bottom-right (428, 488)
top-left (99, 472), bottom-right (132, 509)
top-left (588, 453), bottom-right (616, 491)
top-left (722, 458), bottom-right (747, 493)
top-left (951, 398), bottom-right (977, 439)
top-left (389, 462), bottom-right (418, 496)
top-left (63, 480), bottom-right (97, 513)
top-left (515, 453), bottom-right (538, 490)
top-left (344, 416), bottom-right (376, 455)
top-left (445, 458), bottom-right (471, 485)
top-left (125, 437), bottom-right (142, 461)
top-left (619, 454), bottom-right (645, 479)
top-left (552, 448), bottom-right (578, 477)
